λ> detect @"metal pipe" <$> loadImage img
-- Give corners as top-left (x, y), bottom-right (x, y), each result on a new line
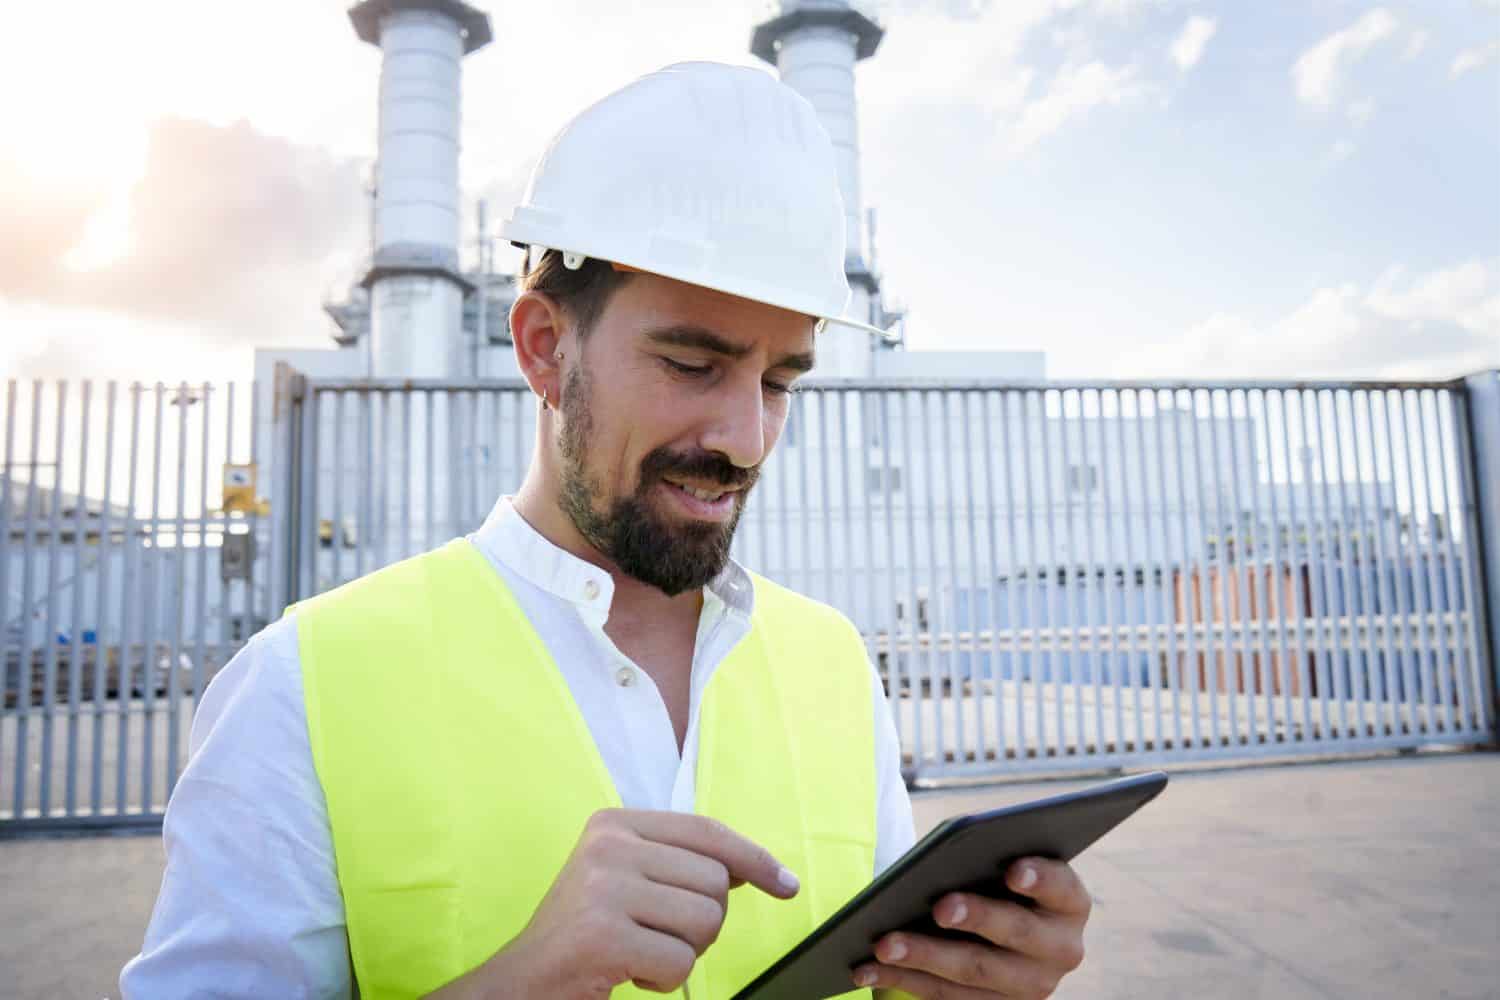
top-left (1360, 389), bottom-right (1399, 737)
top-left (1170, 390), bottom-right (1207, 748)
top-left (1055, 389), bottom-right (1085, 756)
top-left (859, 390), bottom-right (878, 709)
top-left (1325, 390), bottom-right (1363, 736)
top-left (216, 382), bottom-right (233, 707)
top-left (960, 390), bottom-right (987, 760)
top-left (11, 382), bottom-right (43, 815)
top-left (820, 389), bottom-right (834, 606)
top-left (115, 385), bottom-right (142, 815)
top-left (332, 390), bottom-right (345, 587)
top-left (37, 382), bottom-right (69, 817)
top-left (1393, 391), bottom-right (1434, 734)
top-left (1122, 389), bottom-right (1152, 749)
top-left (65, 382), bottom-right (91, 815)
top-left (1377, 390), bottom-right (1417, 734)
top-left (135, 384), bottom-right (165, 814)
top-left (1446, 387), bottom-right (1493, 735)
top-left (1194, 386), bottom-right (1230, 746)
top-left (1347, 390), bottom-right (1385, 736)
top-left (1151, 391), bottom-right (1185, 749)
top-left (898, 390), bottom-right (924, 770)
top-left (402, 389), bottom-right (413, 562)
top-left (1408, 391), bottom-right (1450, 733)
top-left (876, 390), bottom-right (905, 753)
top-left (1298, 390), bottom-right (1336, 740)
top-left (1037, 389), bottom-right (1063, 757)
top-left (1431, 391), bottom-right (1474, 734)
top-left (918, 390), bottom-right (947, 760)
top-left (980, 390), bottom-right (1009, 761)
top-left (164, 384), bottom-right (190, 792)
top-left (937, 390), bottom-right (965, 761)
top-left (1239, 390), bottom-right (1274, 742)
top-left (1091, 389), bottom-right (1124, 754)
top-left (90, 383), bottom-right (118, 814)
top-left (1214, 390), bottom-right (1250, 744)
top-left (1011, 389), bottom-right (1036, 756)
top-left (192, 384), bottom-right (212, 731)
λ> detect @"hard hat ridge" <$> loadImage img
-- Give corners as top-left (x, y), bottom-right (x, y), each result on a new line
top-left (502, 61), bottom-right (886, 334)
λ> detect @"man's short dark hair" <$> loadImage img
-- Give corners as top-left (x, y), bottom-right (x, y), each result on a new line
top-left (518, 249), bottom-right (635, 338)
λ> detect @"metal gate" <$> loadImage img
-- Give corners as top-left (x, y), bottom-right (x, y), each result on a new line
top-left (1, 380), bottom-right (267, 834)
top-left (4, 371), bottom-right (1496, 832)
top-left (274, 373), bottom-right (1497, 784)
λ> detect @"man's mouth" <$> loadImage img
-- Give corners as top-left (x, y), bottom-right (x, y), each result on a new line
top-left (661, 476), bottom-right (735, 504)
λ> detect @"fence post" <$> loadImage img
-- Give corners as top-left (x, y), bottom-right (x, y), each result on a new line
top-left (269, 363), bottom-right (307, 613)
top-left (1461, 370), bottom-right (1500, 742)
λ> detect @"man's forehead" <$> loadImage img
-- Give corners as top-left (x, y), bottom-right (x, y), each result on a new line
top-left (614, 271), bottom-right (817, 359)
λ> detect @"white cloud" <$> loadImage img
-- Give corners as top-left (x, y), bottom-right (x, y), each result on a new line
top-left (1451, 39), bottom-right (1500, 78)
top-left (1170, 15), bottom-right (1217, 71)
top-left (1124, 258), bottom-right (1500, 379)
top-left (0, 299), bottom-right (252, 384)
top-left (1010, 59), bottom-right (1146, 152)
top-left (1292, 8), bottom-right (1399, 108)
top-left (1347, 97), bottom-right (1377, 126)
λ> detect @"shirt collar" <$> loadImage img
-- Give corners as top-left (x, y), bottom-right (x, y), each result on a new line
top-left (471, 496), bottom-right (754, 623)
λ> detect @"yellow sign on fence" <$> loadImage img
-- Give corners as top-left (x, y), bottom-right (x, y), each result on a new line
top-left (222, 463), bottom-right (258, 513)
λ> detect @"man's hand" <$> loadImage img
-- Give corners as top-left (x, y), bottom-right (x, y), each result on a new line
top-left (445, 809), bottom-right (799, 998)
top-left (853, 858), bottom-right (1090, 999)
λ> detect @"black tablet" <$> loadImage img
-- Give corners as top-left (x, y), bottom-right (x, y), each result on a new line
top-left (731, 770), bottom-right (1169, 999)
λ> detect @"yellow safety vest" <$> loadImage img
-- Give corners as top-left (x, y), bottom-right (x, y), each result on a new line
top-left (295, 538), bottom-right (878, 999)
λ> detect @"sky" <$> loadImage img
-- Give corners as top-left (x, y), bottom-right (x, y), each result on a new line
top-left (1, 0), bottom-right (1497, 386)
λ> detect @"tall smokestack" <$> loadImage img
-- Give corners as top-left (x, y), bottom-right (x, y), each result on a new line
top-left (349, 0), bottom-right (492, 545)
top-left (350, 0), bottom-right (492, 378)
top-left (752, 1), bottom-right (885, 374)
top-left (752, 1), bottom-right (883, 275)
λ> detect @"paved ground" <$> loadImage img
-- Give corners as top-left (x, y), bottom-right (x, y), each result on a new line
top-left (2, 751), bottom-right (1496, 999)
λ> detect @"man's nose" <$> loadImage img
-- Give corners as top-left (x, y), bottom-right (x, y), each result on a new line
top-left (700, 373), bottom-right (767, 472)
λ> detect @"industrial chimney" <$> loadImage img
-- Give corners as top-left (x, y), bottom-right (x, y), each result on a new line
top-left (349, 0), bottom-right (493, 378)
top-left (752, 0), bottom-right (889, 375)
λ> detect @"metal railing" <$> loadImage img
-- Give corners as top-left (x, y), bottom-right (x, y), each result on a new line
top-left (2, 371), bottom-right (1495, 831)
top-left (275, 374), bottom-right (1495, 781)
top-left (1, 380), bottom-right (265, 833)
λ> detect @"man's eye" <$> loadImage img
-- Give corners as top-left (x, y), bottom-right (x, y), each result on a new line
top-left (663, 358), bottom-right (711, 377)
top-left (763, 382), bottom-right (795, 397)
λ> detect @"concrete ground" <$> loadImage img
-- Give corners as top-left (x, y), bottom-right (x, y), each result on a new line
top-left (2, 751), bottom-right (1496, 999)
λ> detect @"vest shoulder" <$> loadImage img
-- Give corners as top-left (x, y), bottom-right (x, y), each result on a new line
top-left (748, 572), bottom-right (862, 642)
top-left (292, 540), bottom-right (477, 626)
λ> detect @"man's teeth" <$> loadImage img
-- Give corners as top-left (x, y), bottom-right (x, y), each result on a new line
top-left (670, 481), bottom-right (726, 502)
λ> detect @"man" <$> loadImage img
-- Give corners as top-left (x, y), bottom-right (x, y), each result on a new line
top-left (123, 62), bottom-right (1091, 998)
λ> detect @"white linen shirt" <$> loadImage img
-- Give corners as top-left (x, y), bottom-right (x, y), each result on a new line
top-left (121, 496), bottom-right (915, 999)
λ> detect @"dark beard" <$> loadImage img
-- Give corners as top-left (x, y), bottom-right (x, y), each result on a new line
top-left (557, 362), bottom-right (759, 597)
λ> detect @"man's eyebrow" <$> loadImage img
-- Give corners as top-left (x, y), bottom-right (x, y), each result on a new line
top-left (645, 325), bottom-right (816, 374)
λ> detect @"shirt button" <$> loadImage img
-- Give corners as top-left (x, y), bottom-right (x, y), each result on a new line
top-left (583, 579), bottom-right (600, 601)
top-left (615, 666), bottom-right (636, 688)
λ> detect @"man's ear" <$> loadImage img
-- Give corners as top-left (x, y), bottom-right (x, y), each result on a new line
top-left (509, 291), bottom-right (568, 405)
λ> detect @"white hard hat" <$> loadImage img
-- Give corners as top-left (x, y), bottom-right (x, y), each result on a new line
top-left (501, 61), bottom-right (885, 335)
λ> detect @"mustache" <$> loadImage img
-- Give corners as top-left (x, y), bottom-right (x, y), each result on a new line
top-left (641, 448), bottom-right (759, 492)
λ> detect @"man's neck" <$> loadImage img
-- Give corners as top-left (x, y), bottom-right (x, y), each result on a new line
top-left (510, 479), bottom-right (705, 631)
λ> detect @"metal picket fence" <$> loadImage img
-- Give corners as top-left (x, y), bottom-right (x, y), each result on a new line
top-left (3, 371), bottom-right (1496, 832)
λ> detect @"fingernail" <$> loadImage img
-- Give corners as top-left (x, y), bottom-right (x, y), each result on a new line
top-left (778, 866), bottom-right (800, 892)
top-left (883, 937), bottom-right (908, 962)
top-left (939, 898), bottom-right (968, 926)
top-left (853, 966), bottom-right (879, 987)
top-left (1016, 864), bottom-right (1038, 890)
